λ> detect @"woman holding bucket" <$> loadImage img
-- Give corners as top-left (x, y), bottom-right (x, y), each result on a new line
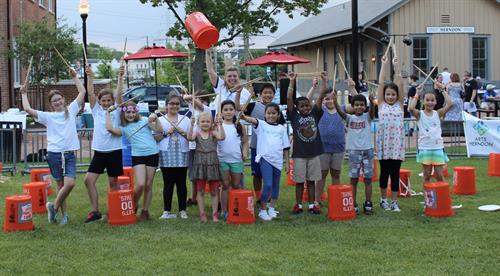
top-left (21, 67), bottom-right (87, 225)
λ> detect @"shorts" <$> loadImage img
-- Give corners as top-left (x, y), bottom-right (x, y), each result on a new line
top-left (131, 153), bottom-right (159, 167)
top-left (87, 150), bottom-right (124, 177)
top-left (348, 149), bottom-right (374, 178)
top-left (319, 152), bottom-right (344, 171)
top-left (293, 156), bottom-right (322, 183)
top-left (196, 180), bottom-right (220, 193)
top-left (46, 151), bottom-right (77, 181)
top-left (220, 161), bottom-right (244, 174)
top-left (417, 149), bottom-right (449, 165)
top-left (250, 148), bottom-right (262, 177)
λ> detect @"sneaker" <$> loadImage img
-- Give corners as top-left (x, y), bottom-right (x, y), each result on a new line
top-left (159, 211), bottom-right (177, 219)
top-left (84, 211), bottom-right (102, 223)
top-left (363, 201), bottom-right (374, 215)
top-left (380, 199), bottom-right (390, 210)
top-left (268, 207), bottom-right (278, 219)
top-left (59, 213), bottom-right (69, 225)
top-left (309, 204), bottom-right (321, 215)
top-left (46, 202), bottom-right (57, 224)
top-left (354, 203), bottom-right (360, 214)
top-left (258, 209), bottom-right (272, 221)
top-left (292, 204), bottom-right (303, 214)
top-left (390, 200), bottom-right (401, 212)
top-left (179, 210), bottom-right (188, 219)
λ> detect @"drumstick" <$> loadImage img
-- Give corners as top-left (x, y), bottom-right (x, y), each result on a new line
top-left (228, 77), bottom-right (263, 92)
top-left (297, 72), bottom-right (322, 76)
top-left (412, 64), bottom-right (436, 83)
top-left (120, 37), bottom-right (127, 65)
top-left (331, 65), bottom-right (337, 98)
top-left (419, 63), bottom-right (439, 84)
top-left (384, 36), bottom-right (394, 58)
top-left (54, 47), bottom-right (71, 69)
top-left (366, 81), bottom-right (379, 87)
top-left (337, 53), bottom-right (350, 79)
top-left (316, 48), bottom-right (320, 72)
top-left (24, 56), bottom-right (33, 86)
top-left (194, 93), bottom-right (217, 98)
top-left (118, 94), bottom-right (141, 107)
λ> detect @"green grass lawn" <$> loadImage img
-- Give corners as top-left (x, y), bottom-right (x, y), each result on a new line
top-left (1, 158), bottom-right (499, 275)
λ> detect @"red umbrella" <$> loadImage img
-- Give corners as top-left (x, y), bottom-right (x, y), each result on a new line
top-left (124, 45), bottom-right (188, 103)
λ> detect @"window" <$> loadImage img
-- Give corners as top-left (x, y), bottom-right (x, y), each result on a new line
top-left (39, 0), bottom-right (45, 8)
top-left (412, 37), bottom-right (430, 77)
top-left (472, 37), bottom-right (488, 79)
top-left (48, 0), bottom-right (53, 12)
top-left (12, 39), bottom-right (21, 86)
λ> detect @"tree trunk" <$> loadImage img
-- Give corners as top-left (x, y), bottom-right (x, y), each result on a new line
top-left (192, 48), bottom-right (205, 91)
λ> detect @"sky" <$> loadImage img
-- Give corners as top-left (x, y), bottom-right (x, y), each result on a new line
top-left (57, 0), bottom-right (349, 52)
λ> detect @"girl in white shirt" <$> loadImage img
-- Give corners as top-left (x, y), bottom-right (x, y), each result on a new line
top-left (408, 86), bottom-right (453, 183)
top-left (21, 67), bottom-right (87, 225)
top-left (217, 100), bottom-right (249, 220)
top-left (241, 103), bottom-right (290, 221)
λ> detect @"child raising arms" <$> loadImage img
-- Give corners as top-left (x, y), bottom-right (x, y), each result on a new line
top-left (188, 112), bottom-right (225, 223)
top-left (408, 86), bottom-right (453, 183)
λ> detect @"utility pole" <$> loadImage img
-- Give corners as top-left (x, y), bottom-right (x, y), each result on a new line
top-left (351, 0), bottom-right (359, 90)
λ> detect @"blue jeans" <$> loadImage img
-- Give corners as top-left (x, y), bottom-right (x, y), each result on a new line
top-left (46, 151), bottom-right (77, 181)
top-left (259, 158), bottom-right (281, 202)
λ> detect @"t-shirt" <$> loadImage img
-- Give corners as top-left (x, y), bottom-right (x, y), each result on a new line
top-left (287, 105), bottom-right (324, 158)
top-left (120, 117), bottom-right (159, 156)
top-left (464, 79), bottom-right (478, 104)
top-left (318, 107), bottom-right (345, 153)
top-left (254, 120), bottom-right (290, 170)
top-left (244, 101), bottom-right (266, 149)
top-left (158, 115), bottom-right (190, 153)
top-left (218, 123), bottom-right (242, 163)
top-left (91, 103), bottom-right (122, 152)
top-left (417, 110), bottom-right (443, 150)
top-left (345, 113), bottom-right (373, 150)
top-left (441, 71), bottom-right (451, 85)
top-left (212, 77), bottom-right (251, 110)
top-left (36, 100), bottom-right (80, 152)
top-left (433, 88), bottom-right (445, 110)
top-left (482, 90), bottom-right (497, 103)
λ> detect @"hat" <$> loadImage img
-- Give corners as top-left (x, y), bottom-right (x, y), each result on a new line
top-left (486, 84), bottom-right (496, 90)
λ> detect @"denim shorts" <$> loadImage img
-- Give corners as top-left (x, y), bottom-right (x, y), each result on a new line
top-left (46, 151), bottom-right (77, 181)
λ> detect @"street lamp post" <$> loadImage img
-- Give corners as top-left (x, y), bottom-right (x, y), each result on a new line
top-left (79, 0), bottom-right (89, 97)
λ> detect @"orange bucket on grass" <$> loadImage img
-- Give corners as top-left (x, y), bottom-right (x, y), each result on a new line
top-left (227, 189), bottom-right (255, 224)
top-left (117, 176), bottom-right (131, 190)
top-left (3, 195), bottom-right (34, 232)
top-left (30, 168), bottom-right (53, 196)
top-left (487, 153), bottom-right (500, 177)
top-left (359, 159), bottom-right (379, 182)
top-left (23, 182), bottom-right (47, 214)
top-left (107, 189), bottom-right (136, 226)
top-left (453, 166), bottom-right (476, 195)
top-left (424, 182), bottom-right (453, 218)
top-left (185, 12), bottom-right (219, 49)
top-left (122, 166), bottom-right (135, 190)
top-left (398, 169), bottom-right (412, 197)
top-left (327, 185), bottom-right (356, 221)
top-left (287, 159), bottom-right (295, 186)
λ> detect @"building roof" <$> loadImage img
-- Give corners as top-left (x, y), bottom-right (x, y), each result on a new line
top-left (269, 0), bottom-right (408, 48)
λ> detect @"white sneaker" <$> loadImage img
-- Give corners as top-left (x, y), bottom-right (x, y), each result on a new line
top-left (390, 201), bottom-right (401, 212)
top-left (159, 211), bottom-right (177, 219)
top-left (380, 199), bottom-right (390, 210)
top-left (268, 207), bottom-right (278, 219)
top-left (258, 209), bottom-right (272, 221)
top-left (179, 210), bottom-right (188, 219)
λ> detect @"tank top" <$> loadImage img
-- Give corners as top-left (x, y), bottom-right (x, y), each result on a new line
top-left (417, 110), bottom-right (443, 150)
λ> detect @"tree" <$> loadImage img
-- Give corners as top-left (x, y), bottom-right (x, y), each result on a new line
top-left (6, 16), bottom-right (78, 85)
top-left (139, 0), bottom-right (327, 90)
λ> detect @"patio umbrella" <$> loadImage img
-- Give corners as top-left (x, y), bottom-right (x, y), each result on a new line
top-left (124, 44), bottom-right (188, 103)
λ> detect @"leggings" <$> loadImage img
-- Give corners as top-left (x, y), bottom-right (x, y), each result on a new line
top-left (379, 159), bottom-right (402, 192)
top-left (160, 167), bottom-right (188, 212)
top-left (259, 158), bottom-right (281, 202)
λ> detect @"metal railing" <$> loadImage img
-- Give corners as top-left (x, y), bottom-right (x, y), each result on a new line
top-left (0, 122), bottom-right (22, 175)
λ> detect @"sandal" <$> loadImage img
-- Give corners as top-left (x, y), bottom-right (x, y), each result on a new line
top-left (212, 212), bottom-right (219, 223)
top-left (199, 212), bottom-right (207, 223)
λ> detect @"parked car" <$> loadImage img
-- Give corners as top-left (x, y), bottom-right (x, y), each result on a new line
top-left (123, 85), bottom-right (188, 112)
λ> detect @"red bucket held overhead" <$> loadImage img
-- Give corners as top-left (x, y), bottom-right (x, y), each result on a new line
top-left (227, 189), bottom-right (255, 224)
top-left (3, 195), bottom-right (34, 232)
top-left (185, 12), bottom-right (219, 49)
top-left (424, 182), bottom-right (453, 218)
top-left (107, 189), bottom-right (136, 226)
top-left (23, 182), bottom-right (47, 214)
top-left (327, 185), bottom-right (356, 221)
top-left (453, 166), bottom-right (476, 195)
top-left (30, 168), bottom-right (53, 196)
top-left (487, 153), bottom-right (500, 177)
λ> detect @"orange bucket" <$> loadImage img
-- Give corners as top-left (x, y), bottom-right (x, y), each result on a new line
top-left (302, 184), bottom-right (326, 202)
top-left (399, 169), bottom-right (412, 197)
top-left (453, 166), bottom-right (476, 195)
top-left (359, 158), bottom-right (379, 182)
top-left (327, 185), bottom-right (356, 221)
top-left (227, 189), bottom-right (255, 224)
top-left (117, 176), bottom-right (132, 190)
top-left (107, 189), bottom-right (136, 226)
top-left (122, 166), bottom-right (135, 190)
top-left (287, 159), bottom-right (295, 186)
top-left (185, 12), bottom-right (219, 49)
top-left (3, 195), bottom-right (34, 232)
top-left (23, 182), bottom-right (47, 214)
top-left (487, 153), bottom-right (500, 177)
top-left (30, 168), bottom-right (53, 196)
top-left (424, 182), bottom-right (453, 218)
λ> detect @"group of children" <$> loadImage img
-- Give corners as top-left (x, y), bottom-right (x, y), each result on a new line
top-left (20, 44), bottom-right (453, 224)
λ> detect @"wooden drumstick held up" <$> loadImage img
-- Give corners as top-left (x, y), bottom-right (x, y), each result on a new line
top-left (54, 47), bottom-right (71, 69)
top-left (337, 53), bottom-right (350, 80)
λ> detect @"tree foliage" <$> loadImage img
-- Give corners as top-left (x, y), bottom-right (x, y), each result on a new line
top-left (6, 17), bottom-right (78, 85)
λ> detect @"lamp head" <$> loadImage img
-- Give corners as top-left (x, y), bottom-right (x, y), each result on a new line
top-left (79, 0), bottom-right (90, 16)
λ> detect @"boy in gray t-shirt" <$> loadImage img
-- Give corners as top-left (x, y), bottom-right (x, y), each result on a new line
top-left (335, 94), bottom-right (376, 215)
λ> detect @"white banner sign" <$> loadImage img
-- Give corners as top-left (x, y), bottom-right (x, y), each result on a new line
top-left (426, 26), bottom-right (475, 33)
top-left (463, 112), bottom-right (500, 157)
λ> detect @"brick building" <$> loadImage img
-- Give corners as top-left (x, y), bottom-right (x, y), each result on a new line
top-left (0, 0), bottom-right (57, 111)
